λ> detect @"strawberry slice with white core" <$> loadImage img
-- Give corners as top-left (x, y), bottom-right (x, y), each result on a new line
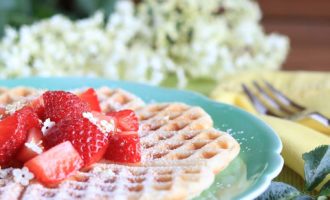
top-left (16, 127), bottom-right (44, 163)
top-left (24, 141), bottom-right (83, 187)
top-left (104, 131), bottom-right (141, 163)
top-left (0, 106), bottom-right (40, 166)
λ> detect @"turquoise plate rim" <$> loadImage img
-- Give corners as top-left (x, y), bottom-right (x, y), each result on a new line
top-left (0, 77), bottom-right (283, 200)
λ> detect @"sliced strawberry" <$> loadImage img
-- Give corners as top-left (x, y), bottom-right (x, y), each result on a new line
top-left (78, 88), bottom-right (101, 112)
top-left (104, 131), bottom-right (141, 163)
top-left (16, 127), bottom-right (44, 163)
top-left (24, 141), bottom-right (83, 186)
top-left (44, 117), bottom-right (111, 167)
top-left (43, 91), bottom-right (90, 122)
top-left (5, 159), bottom-right (23, 168)
top-left (29, 96), bottom-right (45, 120)
top-left (0, 106), bottom-right (40, 166)
top-left (107, 110), bottom-right (139, 132)
top-left (91, 111), bottom-right (117, 133)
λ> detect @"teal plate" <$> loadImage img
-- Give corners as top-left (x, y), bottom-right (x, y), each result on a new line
top-left (0, 77), bottom-right (283, 200)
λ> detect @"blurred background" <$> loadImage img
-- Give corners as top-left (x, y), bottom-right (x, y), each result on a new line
top-left (0, 0), bottom-right (329, 93)
top-left (0, 0), bottom-right (329, 71)
top-left (259, 0), bottom-right (330, 71)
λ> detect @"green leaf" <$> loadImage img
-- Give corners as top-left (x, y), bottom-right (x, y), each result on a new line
top-left (303, 145), bottom-right (330, 191)
top-left (256, 182), bottom-right (303, 200)
top-left (319, 180), bottom-right (330, 196)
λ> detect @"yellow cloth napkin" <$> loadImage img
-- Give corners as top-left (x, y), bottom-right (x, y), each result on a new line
top-left (211, 70), bottom-right (330, 117)
top-left (210, 70), bottom-right (330, 189)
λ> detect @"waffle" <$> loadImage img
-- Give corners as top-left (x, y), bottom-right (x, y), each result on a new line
top-left (0, 87), bottom-right (41, 106)
top-left (0, 86), bottom-right (240, 200)
top-left (140, 129), bottom-right (240, 173)
top-left (20, 163), bottom-right (214, 200)
top-left (95, 87), bottom-right (145, 112)
top-left (0, 168), bottom-right (24, 199)
top-left (136, 103), bottom-right (213, 131)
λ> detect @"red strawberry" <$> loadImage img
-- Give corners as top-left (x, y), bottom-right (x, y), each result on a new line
top-left (91, 111), bottom-right (117, 133)
top-left (29, 96), bottom-right (45, 120)
top-left (16, 127), bottom-right (44, 163)
top-left (78, 88), bottom-right (101, 112)
top-left (44, 116), bottom-right (112, 167)
top-left (25, 141), bottom-right (83, 186)
top-left (43, 91), bottom-right (90, 122)
top-left (107, 110), bottom-right (139, 132)
top-left (104, 131), bottom-right (141, 163)
top-left (0, 106), bottom-right (40, 166)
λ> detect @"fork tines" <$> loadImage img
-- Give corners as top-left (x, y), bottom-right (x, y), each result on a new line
top-left (242, 81), bottom-right (327, 121)
top-left (242, 81), bottom-right (297, 117)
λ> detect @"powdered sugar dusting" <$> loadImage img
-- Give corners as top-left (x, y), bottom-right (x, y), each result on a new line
top-left (5, 100), bottom-right (27, 115)
top-left (82, 112), bottom-right (98, 124)
top-left (82, 112), bottom-right (115, 134)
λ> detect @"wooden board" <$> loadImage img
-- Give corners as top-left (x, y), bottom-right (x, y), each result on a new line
top-left (258, 0), bottom-right (330, 71)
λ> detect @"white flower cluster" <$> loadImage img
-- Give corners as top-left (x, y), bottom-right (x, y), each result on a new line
top-left (0, 0), bottom-right (289, 88)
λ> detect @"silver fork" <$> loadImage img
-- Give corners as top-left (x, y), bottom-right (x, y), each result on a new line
top-left (242, 81), bottom-right (330, 134)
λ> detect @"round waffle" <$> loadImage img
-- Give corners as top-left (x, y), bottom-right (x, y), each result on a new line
top-left (0, 87), bottom-right (240, 200)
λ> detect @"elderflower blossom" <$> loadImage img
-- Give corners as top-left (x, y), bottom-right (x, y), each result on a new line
top-left (41, 118), bottom-right (56, 135)
top-left (0, 0), bottom-right (289, 88)
top-left (12, 167), bottom-right (34, 186)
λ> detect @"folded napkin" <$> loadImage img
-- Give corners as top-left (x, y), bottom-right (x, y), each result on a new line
top-left (210, 70), bottom-right (330, 188)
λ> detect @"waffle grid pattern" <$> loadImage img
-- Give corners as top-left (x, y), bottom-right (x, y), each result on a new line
top-left (22, 164), bottom-right (214, 200)
top-left (137, 103), bottom-right (213, 131)
top-left (140, 129), bottom-right (239, 173)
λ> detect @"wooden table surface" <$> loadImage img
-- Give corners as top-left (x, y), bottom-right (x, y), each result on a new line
top-left (259, 0), bottom-right (330, 71)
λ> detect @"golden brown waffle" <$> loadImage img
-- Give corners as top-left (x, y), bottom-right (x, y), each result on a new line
top-left (0, 87), bottom-right (41, 105)
top-left (136, 103), bottom-right (213, 131)
top-left (0, 87), bottom-right (240, 200)
top-left (96, 87), bottom-right (145, 112)
top-left (140, 129), bottom-right (240, 173)
top-left (21, 163), bottom-right (214, 200)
